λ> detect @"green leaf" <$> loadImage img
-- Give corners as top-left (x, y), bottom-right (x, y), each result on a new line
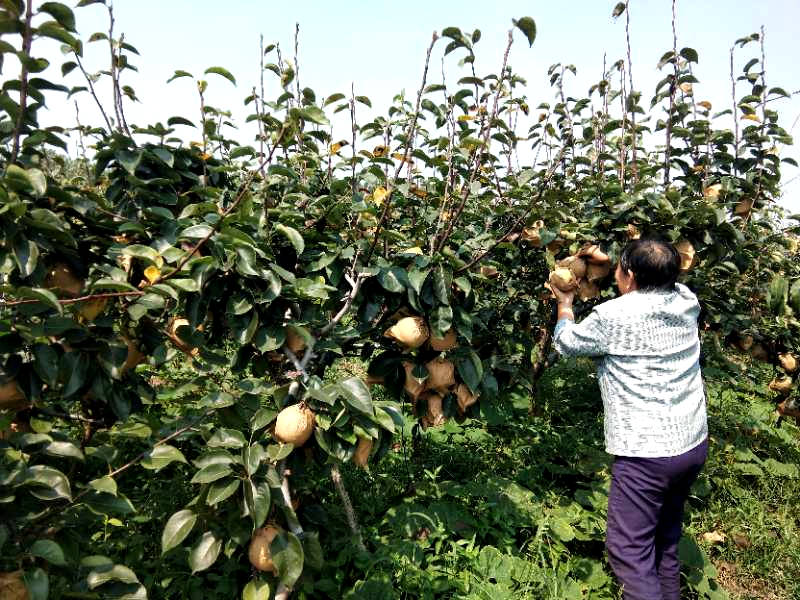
top-left (274, 223), bottom-right (304, 255)
top-left (189, 531), bottom-right (222, 573)
top-left (250, 408), bottom-right (278, 432)
top-left (253, 326), bottom-right (285, 353)
top-left (338, 377), bottom-right (374, 415)
top-left (549, 518), bottom-right (575, 542)
top-left (141, 444), bottom-right (187, 471)
top-left (30, 539), bottom-right (67, 566)
top-left (299, 106), bottom-right (330, 125)
top-left (204, 66), bottom-right (236, 85)
top-left (680, 47), bottom-right (699, 63)
top-left (167, 70), bottom-right (193, 83)
top-left (179, 224), bottom-right (214, 239)
top-left (83, 491), bottom-right (135, 515)
top-left (191, 463), bottom-right (232, 484)
top-left (207, 478), bottom-right (241, 505)
top-left (33, 343), bottom-right (60, 386)
top-left (513, 17), bottom-right (537, 47)
top-left (242, 443), bottom-right (266, 475)
top-left (192, 449), bottom-right (237, 469)
top-left (167, 115), bottom-right (195, 127)
top-left (151, 147), bottom-right (174, 167)
top-left (39, 2), bottom-right (76, 30)
top-left (272, 531), bottom-right (304, 588)
top-left (432, 305), bottom-right (453, 338)
top-left (161, 509), bottom-right (198, 554)
top-left (115, 149), bottom-right (142, 175)
top-left (377, 267), bottom-right (406, 293)
top-left (767, 275), bottom-right (788, 316)
top-left (207, 428), bottom-right (247, 449)
top-left (121, 244), bottom-right (160, 264)
top-left (734, 462), bottom-right (764, 476)
top-left (37, 21), bottom-right (80, 50)
top-left (762, 458), bottom-right (798, 478)
top-left (678, 535), bottom-right (705, 569)
top-left (24, 465), bottom-right (71, 501)
top-left (407, 268), bottom-right (430, 294)
top-left (19, 288), bottom-right (61, 314)
top-left (453, 276), bottom-right (472, 296)
top-left (167, 278), bottom-right (200, 293)
top-left (302, 532), bottom-right (324, 570)
top-left (242, 579), bottom-right (270, 600)
top-left (199, 391), bottom-right (235, 409)
top-left (43, 440), bottom-right (84, 460)
top-left (230, 145), bottom-right (256, 159)
top-left (294, 277), bottom-right (333, 300)
top-left (90, 278), bottom-right (139, 292)
top-left (13, 237), bottom-right (39, 277)
top-left (5, 165), bottom-right (47, 196)
top-left (244, 480), bottom-right (271, 529)
top-left (87, 564), bottom-right (139, 589)
top-left (456, 350), bottom-right (483, 393)
top-left (88, 476), bottom-right (117, 496)
top-left (433, 265), bottom-right (450, 304)
top-left (61, 352), bottom-right (89, 398)
top-left (790, 280), bottom-right (800, 315)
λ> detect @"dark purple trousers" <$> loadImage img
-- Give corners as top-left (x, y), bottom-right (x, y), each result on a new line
top-left (606, 439), bottom-right (708, 600)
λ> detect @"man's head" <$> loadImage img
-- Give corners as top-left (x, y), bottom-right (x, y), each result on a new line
top-left (617, 236), bottom-right (681, 292)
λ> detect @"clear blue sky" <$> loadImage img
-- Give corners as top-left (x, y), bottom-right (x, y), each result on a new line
top-left (28, 1), bottom-right (800, 211)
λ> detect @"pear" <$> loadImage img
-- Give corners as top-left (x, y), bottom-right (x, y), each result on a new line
top-left (248, 526), bottom-right (281, 573)
top-left (425, 357), bottom-right (456, 392)
top-left (352, 436), bottom-right (373, 468)
top-left (274, 404), bottom-right (316, 446)
top-left (384, 316), bottom-right (429, 349)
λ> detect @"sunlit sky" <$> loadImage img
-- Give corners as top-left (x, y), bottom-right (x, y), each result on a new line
top-left (22, 0), bottom-right (800, 212)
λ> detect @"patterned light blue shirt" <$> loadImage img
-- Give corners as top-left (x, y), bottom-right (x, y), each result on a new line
top-left (553, 283), bottom-right (708, 458)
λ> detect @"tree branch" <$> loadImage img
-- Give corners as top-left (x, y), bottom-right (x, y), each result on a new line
top-left (73, 52), bottom-right (114, 133)
top-left (317, 273), bottom-right (364, 337)
top-left (364, 31), bottom-right (438, 266)
top-left (330, 463), bottom-right (366, 552)
top-left (1, 291), bottom-right (144, 308)
top-left (434, 29), bottom-right (514, 253)
top-left (9, 0), bottom-right (34, 165)
top-left (456, 146), bottom-right (566, 274)
top-left (156, 126), bottom-right (288, 284)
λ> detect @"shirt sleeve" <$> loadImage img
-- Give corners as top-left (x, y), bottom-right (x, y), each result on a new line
top-left (553, 309), bottom-right (609, 358)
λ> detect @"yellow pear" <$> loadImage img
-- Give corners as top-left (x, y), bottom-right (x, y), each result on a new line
top-left (274, 404), bottom-right (316, 446)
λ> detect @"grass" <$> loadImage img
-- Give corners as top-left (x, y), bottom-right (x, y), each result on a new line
top-left (313, 356), bottom-right (800, 599)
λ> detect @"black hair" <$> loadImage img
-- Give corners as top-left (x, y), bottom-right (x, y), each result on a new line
top-left (619, 236), bottom-right (681, 291)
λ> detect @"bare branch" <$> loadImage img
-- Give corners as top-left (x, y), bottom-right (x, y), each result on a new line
top-left (625, 0), bottom-right (638, 185)
top-left (73, 53), bottom-right (114, 133)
